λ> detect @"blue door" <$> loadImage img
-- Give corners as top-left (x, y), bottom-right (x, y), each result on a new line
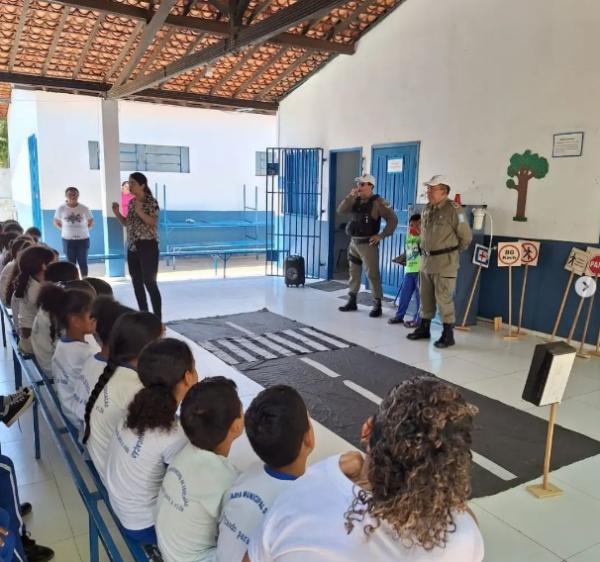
top-left (371, 143), bottom-right (420, 295)
top-left (28, 134), bottom-right (43, 230)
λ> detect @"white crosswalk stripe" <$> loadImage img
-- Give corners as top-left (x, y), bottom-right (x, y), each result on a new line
top-left (282, 330), bottom-right (329, 351)
top-left (253, 336), bottom-right (295, 356)
top-left (200, 340), bottom-right (239, 365)
top-left (263, 333), bottom-right (311, 354)
top-left (235, 337), bottom-right (277, 360)
top-left (215, 339), bottom-right (256, 362)
top-left (300, 328), bottom-right (349, 348)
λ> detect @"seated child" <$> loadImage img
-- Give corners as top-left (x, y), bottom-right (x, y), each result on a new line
top-left (217, 385), bottom-right (314, 562)
top-left (83, 312), bottom-right (163, 484)
top-left (156, 377), bottom-right (244, 562)
top-left (84, 277), bottom-right (113, 297)
top-left (0, 236), bottom-right (32, 306)
top-left (106, 338), bottom-right (197, 544)
top-left (51, 284), bottom-right (100, 429)
top-left (31, 261), bottom-right (80, 374)
top-left (71, 297), bottom-right (132, 425)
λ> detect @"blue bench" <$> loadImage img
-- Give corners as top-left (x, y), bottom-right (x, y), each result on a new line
top-left (0, 305), bottom-right (163, 562)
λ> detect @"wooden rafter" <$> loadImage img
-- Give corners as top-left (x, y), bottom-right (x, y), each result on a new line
top-left (72, 14), bottom-right (106, 78)
top-left (105, 21), bottom-right (145, 81)
top-left (42, 8), bottom-right (70, 76)
top-left (184, 65), bottom-right (208, 92)
top-left (209, 47), bottom-right (254, 94)
top-left (256, 50), bottom-right (312, 98)
top-left (231, 46), bottom-right (282, 96)
top-left (52, 0), bottom-right (355, 55)
top-left (327, 1), bottom-right (373, 39)
top-left (8, 0), bottom-right (31, 72)
top-left (246, 0), bottom-right (273, 25)
top-left (113, 0), bottom-right (179, 87)
top-left (108, 0), bottom-right (349, 98)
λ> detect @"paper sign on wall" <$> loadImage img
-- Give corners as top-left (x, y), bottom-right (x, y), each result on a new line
top-left (498, 242), bottom-right (522, 267)
top-left (472, 244), bottom-right (490, 268)
top-left (519, 240), bottom-right (541, 267)
top-left (585, 247), bottom-right (600, 276)
top-left (564, 248), bottom-right (588, 275)
top-left (387, 158), bottom-right (403, 173)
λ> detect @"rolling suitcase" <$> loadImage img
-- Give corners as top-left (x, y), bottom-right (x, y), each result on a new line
top-left (284, 255), bottom-right (305, 287)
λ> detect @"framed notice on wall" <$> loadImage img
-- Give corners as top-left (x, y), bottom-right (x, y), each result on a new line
top-left (552, 132), bottom-right (584, 158)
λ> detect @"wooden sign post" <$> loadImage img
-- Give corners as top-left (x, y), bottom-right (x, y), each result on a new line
top-left (517, 240), bottom-right (541, 336)
top-left (550, 248), bottom-right (589, 341)
top-left (498, 242), bottom-right (522, 340)
top-left (576, 250), bottom-right (600, 358)
top-left (457, 244), bottom-right (490, 332)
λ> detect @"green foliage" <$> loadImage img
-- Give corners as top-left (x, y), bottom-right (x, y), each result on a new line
top-left (506, 178), bottom-right (517, 190)
top-left (506, 149), bottom-right (549, 179)
top-left (0, 119), bottom-right (7, 169)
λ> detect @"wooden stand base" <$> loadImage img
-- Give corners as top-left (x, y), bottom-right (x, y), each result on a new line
top-left (455, 326), bottom-right (471, 332)
top-left (591, 350), bottom-right (600, 358)
top-left (504, 334), bottom-right (519, 341)
top-left (494, 317), bottom-right (502, 331)
top-left (576, 352), bottom-right (591, 360)
top-left (527, 483), bottom-right (563, 499)
top-left (516, 330), bottom-right (528, 337)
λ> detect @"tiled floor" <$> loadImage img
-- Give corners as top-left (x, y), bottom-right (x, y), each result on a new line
top-left (3, 275), bottom-right (600, 561)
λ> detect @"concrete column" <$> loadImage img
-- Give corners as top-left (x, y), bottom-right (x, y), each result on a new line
top-left (99, 99), bottom-right (125, 277)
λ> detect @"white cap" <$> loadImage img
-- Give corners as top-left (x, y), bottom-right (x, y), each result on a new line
top-left (424, 175), bottom-right (451, 188)
top-left (355, 174), bottom-right (376, 186)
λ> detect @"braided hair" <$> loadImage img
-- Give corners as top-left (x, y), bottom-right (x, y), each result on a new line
top-left (82, 311), bottom-right (162, 444)
top-left (126, 338), bottom-right (195, 436)
top-left (13, 246), bottom-right (55, 299)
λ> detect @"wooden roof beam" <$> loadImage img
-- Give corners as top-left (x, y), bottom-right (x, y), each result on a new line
top-left (108, 0), bottom-right (349, 98)
top-left (8, 0), bottom-right (31, 72)
top-left (72, 14), bottom-right (106, 78)
top-left (53, 0), bottom-right (355, 55)
top-left (42, 8), bottom-right (70, 76)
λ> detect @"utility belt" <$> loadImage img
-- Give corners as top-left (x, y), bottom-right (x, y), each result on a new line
top-left (421, 245), bottom-right (458, 257)
top-left (351, 236), bottom-right (372, 245)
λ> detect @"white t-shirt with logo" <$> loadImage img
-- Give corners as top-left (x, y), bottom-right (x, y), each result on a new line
top-left (248, 455), bottom-right (484, 562)
top-left (87, 366), bottom-right (143, 484)
top-left (32, 309), bottom-right (56, 375)
top-left (52, 337), bottom-right (101, 429)
top-left (55, 203), bottom-right (93, 240)
top-left (71, 353), bottom-right (106, 426)
top-left (106, 419), bottom-right (188, 531)
top-left (217, 463), bottom-right (298, 562)
top-left (156, 444), bottom-right (238, 562)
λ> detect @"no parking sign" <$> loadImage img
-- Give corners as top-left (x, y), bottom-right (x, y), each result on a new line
top-left (497, 242), bottom-right (522, 267)
top-left (585, 247), bottom-right (600, 277)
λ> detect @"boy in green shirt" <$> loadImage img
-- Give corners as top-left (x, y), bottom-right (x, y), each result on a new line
top-left (389, 213), bottom-right (421, 327)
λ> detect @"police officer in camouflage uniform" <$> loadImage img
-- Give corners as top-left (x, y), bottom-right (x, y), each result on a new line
top-left (337, 174), bottom-right (398, 317)
top-left (407, 175), bottom-right (472, 347)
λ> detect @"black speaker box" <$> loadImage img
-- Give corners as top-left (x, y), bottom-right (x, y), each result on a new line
top-left (284, 255), bottom-right (305, 287)
top-left (522, 342), bottom-right (576, 407)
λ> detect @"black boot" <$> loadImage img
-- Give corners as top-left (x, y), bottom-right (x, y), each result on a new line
top-left (338, 293), bottom-right (358, 312)
top-left (407, 318), bottom-right (431, 340)
top-left (369, 299), bottom-right (382, 318)
top-left (434, 323), bottom-right (456, 348)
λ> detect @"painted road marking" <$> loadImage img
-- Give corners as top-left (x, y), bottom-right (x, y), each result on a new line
top-left (300, 357), bottom-right (341, 378)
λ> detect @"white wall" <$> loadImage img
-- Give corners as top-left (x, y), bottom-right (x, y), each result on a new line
top-left (18, 90), bottom-right (276, 212)
top-left (7, 89), bottom-right (39, 217)
top-left (278, 0), bottom-right (600, 244)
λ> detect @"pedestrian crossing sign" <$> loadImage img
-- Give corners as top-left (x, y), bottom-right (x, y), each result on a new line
top-left (473, 244), bottom-right (490, 268)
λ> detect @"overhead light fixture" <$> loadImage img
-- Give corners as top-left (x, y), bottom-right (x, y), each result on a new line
top-left (205, 65), bottom-right (214, 78)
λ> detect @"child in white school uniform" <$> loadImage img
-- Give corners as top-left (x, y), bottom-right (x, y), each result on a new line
top-left (71, 296), bottom-right (132, 427)
top-left (51, 283), bottom-right (100, 429)
top-left (156, 377), bottom-right (244, 562)
top-left (12, 245), bottom-right (55, 354)
top-left (245, 377), bottom-right (484, 562)
top-left (82, 311), bottom-right (163, 484)
top-left (106, 338), bottom-right (197, 545)
top-left (31, 261), bottom-right (80, 375)
top-left (0, 236), bottom-right (33, 307)
top-left (217, 385), bottom-right (314, 562)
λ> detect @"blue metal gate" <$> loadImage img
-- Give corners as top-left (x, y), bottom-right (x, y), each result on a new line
top-left (371, 143), bottom-right (420, 295)
top-left (265, 148), bottom-right (324, 278)
top-left (28, 134), bottom-right (43, 230)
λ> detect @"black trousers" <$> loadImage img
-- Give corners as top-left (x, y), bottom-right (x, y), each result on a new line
top-left (63, 238), bottom-right (90, 277)
top-left (127, 239), bottom-right (162, 320)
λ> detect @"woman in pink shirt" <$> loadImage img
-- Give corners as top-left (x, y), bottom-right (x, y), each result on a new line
top-left (121, 181), bottom-right (135, 216)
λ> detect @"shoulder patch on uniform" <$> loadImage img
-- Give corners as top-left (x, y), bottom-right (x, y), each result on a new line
top-left (458, 213), bottom-right (466, 224)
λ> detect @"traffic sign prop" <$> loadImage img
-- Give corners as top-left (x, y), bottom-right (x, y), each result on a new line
top-left (517, 240), bottom-right (541, 336)
top-left (574, 274), bottom-right (599, 359)
top-left (472, 244), bottom-right (490, 268)
top-left (498, 243), bottom-right (522, 267)
top-left (585, 248), bottom-right (600, 277)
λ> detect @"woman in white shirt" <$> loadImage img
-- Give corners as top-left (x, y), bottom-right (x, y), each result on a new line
top-left (246, 377), bottom-right (484, 562)
top-left (54, 187), bottom-right (94, 278)
top-left (12, 245), bottom-right (55, 354)
top-left (106, 338), bottom-right (197, 544)
top-left (82, 311), bottom-right (162, 484)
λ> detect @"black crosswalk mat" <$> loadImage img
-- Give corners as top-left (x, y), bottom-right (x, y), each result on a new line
top-left (307, 280), bottom-right (348, 292)
top-left (170, 310), bottom-right (600, 499)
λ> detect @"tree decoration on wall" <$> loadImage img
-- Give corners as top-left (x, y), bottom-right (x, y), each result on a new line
top-left (506, 150), bottom-right (549, 222)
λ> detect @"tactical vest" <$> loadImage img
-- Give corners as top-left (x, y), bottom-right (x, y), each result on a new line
top-left (346, 195), bottom-right (381, 237)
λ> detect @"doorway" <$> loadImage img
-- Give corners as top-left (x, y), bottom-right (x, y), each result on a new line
top-left (327, 148), bottom-right (362, 280)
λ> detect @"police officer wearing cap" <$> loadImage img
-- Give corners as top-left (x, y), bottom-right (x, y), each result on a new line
top-left (337, 174), bottom-right (398, 317)
top-left (407, 175), bottom-right (472, 347)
